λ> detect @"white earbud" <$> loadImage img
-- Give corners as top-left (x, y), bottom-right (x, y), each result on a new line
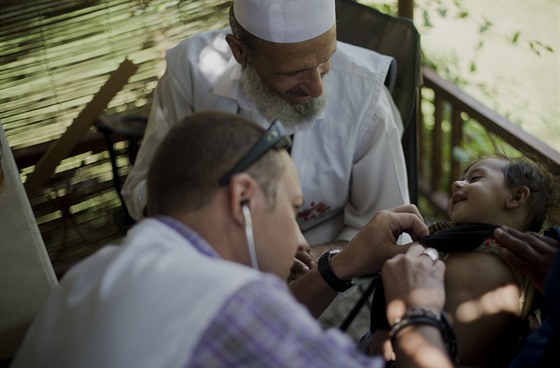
top-left (241, 200), bottom-right (259, 270)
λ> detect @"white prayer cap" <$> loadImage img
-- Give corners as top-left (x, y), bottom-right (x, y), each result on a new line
top-left (233, 0), bottom-right (336, 43)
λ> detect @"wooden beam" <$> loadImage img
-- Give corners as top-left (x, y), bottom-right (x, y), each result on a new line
top-left (24, 59), bottom-right (138, 199)
top-left (13, 131), bottom-right (109, 170)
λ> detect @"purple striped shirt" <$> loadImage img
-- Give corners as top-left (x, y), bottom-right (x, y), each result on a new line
top-left (157, 217), bottom-right (383, 367)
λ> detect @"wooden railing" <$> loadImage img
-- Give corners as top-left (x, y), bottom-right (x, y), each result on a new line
top-left (418, 66), bottom-right (560, 216)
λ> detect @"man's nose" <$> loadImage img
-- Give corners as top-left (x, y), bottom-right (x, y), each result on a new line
top-left (300, 61), bottom-right (330, 98)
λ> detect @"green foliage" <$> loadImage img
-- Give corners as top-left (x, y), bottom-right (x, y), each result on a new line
top-left (478, 18), bottom-right (493, 34)
top-left (357, 2), bottom-right (557, 219)
top-left (511, 31), bottom-right (520, 44)
top-left (422, 9), bottom-right (433, 28)
top-left (529, 39), bottom-right (555, 56)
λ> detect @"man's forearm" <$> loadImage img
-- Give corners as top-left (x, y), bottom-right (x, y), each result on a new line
top-left (289, 242), bottom-right (355, 318)
top-left (289, 267), bottom-right (338, 318)
top-left (310, 240), bottom-right (348, 260)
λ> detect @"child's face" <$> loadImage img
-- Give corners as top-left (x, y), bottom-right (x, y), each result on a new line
top-left (448, 158), bottom-right (512, 226)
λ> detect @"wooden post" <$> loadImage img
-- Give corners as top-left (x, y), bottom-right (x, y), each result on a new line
top-left (450, 107), bottom-right (463, 189)
top-left (398, 0), bottom-right (414, 19)
top-left (431, 95), bottom-right (443, 193)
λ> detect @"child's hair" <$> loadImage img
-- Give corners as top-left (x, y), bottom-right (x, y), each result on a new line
top-left (502, 155), bottom-right (559, 231)
top-left (464, 154), bottom-right (560, 232)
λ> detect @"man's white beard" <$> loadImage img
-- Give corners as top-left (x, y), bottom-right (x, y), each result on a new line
top-left (241, 63), bottom-right (327, 129)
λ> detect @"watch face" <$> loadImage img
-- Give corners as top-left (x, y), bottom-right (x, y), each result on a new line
top-left (319, 249), bottom-right (341, 264)
top-left (328, 249), bottom-right (342, 259)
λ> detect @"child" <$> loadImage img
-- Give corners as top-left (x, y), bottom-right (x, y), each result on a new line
top-left (366, 155), bottom-right (559, 366)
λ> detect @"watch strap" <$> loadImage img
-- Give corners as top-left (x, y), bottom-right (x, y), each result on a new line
top-left (318, 250), bottom-right (353, 292)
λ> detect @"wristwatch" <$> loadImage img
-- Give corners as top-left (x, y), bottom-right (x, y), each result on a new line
top-left (318, 249), bottom-right (354, 292)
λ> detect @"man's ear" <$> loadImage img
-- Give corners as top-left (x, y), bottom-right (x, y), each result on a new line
top-left (226, 34), bottom-right (249, 66)
top-left (228, 173), bottom-right (258, 226)
top-left (506, 186), bottom-right (530, 209)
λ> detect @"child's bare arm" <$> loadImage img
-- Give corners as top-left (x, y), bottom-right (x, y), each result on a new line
top-left (444, 252), bottom-right (521, 366)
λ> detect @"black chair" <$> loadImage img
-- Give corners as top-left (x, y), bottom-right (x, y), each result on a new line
top-left (334, 0), bottom-right (422, 333)
top-left (94, 114), bottom-right (148, 228)
top-left (335, 0), bottom-right (422, 204)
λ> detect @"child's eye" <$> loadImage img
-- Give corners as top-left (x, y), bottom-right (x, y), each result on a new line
top-left (470, 176), bottom-right (482, 182)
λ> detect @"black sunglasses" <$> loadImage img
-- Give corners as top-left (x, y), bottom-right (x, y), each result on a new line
top-left (219, 120), bottom-right (292, 185)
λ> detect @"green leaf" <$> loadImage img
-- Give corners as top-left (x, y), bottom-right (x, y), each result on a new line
top-left (423, 9), bottom-right (433, 28)
top-left (479, 19), bottom-right (493, 33)
top-left (457, 11), bottom-right (469, 19)
top-left (476, 40), bottom-right (484, 51)
top-left (437, 7), bottom-right (447, 17)
top-left (469, 61), bottom-right (477, 72)
top-left (511, 31), bottom-right (520, 44)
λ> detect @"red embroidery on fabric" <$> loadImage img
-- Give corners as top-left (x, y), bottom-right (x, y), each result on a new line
top-left (297, 201), bottom-right (330, 221)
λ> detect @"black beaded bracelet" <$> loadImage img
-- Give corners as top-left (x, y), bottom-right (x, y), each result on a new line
top-left (389, 308), bottom-right (457, 361)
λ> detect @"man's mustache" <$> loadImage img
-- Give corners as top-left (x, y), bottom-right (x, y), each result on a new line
top-left (284, 88), bottom-right (308, 97)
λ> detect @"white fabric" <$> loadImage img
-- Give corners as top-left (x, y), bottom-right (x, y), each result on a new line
top-left (0, 126), bottom-right (57, 359)
top-left (11, 219), bottom-right (261, 367)
top-left (233, 0), bottom-right (336, 43)
top-left (122, 28), bottom-right (410, 245)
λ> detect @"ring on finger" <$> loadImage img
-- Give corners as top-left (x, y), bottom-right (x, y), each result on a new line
top-left (421, 247), bottom-right (439, 263)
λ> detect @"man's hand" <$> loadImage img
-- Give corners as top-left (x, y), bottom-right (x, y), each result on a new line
top-left (287, 243), bottom-right (316, 283)
top-left (381, 244), bottom-right (451, 368)
top-left (494, 226), bottom-right (559, 293)
top-left (382, 244), bottom-right (446, 323)
top-left (290, 205), bottom-right (429, 319)
top-left (367, 245), bottom-right (447, 360)
top-left (331, 205), bottom-right (430, 280)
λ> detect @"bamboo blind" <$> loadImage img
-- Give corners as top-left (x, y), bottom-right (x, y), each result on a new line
top-left (0, 0), bottom-right (230, 275)
top-left (1, 0), bottom-right (230, 150)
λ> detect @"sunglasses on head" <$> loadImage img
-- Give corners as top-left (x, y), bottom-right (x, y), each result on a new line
top-left (219, 120), bottom-right (292, 185)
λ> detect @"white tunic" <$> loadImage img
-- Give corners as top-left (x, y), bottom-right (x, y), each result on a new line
top-left (122, 28), bottom-right (410, 245)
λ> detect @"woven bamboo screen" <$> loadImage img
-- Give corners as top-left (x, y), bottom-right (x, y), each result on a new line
top-left (0, 0), bottom-right (229, 275)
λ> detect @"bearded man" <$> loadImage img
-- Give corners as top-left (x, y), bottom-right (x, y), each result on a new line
top-left (122, 0), bottom-right (410, 339)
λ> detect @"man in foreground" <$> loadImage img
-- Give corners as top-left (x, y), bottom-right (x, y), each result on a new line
top-left (12, 112), bottom-right (452, 367)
